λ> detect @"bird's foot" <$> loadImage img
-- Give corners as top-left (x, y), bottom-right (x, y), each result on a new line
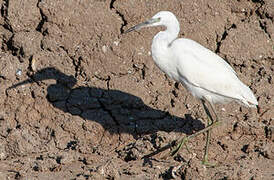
top-left (170, 136), bottom-right (189, 157)
top-left (201, 156), bottom-right (216, 167)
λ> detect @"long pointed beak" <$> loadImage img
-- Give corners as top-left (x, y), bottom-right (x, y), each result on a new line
top-left (123, 18), bottom-right (159, 34)
top-left (124, 21), bottom-right (150, 34)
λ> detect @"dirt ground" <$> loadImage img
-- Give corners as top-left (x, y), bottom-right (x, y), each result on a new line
top-left (0, 0), bottom-right (273, 179)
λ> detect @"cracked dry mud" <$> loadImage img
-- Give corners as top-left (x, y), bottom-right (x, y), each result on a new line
top-left (0, 0), bottom-right (273, 179)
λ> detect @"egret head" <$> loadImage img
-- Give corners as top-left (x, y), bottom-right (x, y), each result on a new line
top-left (124, 11), bottom-right (178, 33)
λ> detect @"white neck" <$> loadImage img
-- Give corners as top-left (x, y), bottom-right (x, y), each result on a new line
top-left (153, 19), bottom-right (180, 47)
top-left (165, 22), bottom-right (180, 44)
top-left (151, 19), bottom-right (180, 78)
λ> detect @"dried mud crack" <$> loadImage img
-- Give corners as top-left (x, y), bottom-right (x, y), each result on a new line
top-left (253, 0), bottom-right (273, 39)
top-left (215, 23), bottom-right (237, 54)
top-left (36, 0), bottom-right (48, 35)
top-left (1, 0), bottom-right (13, 32)
top-left (110, 0), bottom-right (127, 33)
top-left (0, 0), bottom-right (273, 179)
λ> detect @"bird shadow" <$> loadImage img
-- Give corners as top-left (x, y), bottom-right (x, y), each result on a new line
top-left (7, 67), bottom-right (205, 140)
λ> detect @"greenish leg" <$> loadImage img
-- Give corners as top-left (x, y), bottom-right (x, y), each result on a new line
top-left (201, 100), bottom-right (214, 166)
top-left (170, 99), bottom-right (221, 166)
top-left (202, 118), bottom-right (211, 164)
top-left (170, 118), bottom-right (221, 157)
top-left (202, 100), bottom-right (219, 166)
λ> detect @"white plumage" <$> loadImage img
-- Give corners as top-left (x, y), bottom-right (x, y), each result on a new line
top-left (125, 11), bottom-right (258, 164)
top-left (148, 11), bottom-right (258, 108)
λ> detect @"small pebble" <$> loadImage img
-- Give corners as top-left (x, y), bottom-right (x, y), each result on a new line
top-left (113, 41), bottom-right (119, 46)
top-left (102, 45), bottom-right (107, 53)
top-left (16, 69), bottom-right (22, 76)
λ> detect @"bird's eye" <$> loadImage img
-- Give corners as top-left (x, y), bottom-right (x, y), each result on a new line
top-left (157, 17), bottom-right (161, 22)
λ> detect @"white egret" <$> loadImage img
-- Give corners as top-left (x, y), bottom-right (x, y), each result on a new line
top-left (124, 11), bottom-right (258, 165)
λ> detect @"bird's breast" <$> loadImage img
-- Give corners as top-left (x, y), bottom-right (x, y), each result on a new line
top-left (151, 53), bottom-right (180, 82)
top-left (151, 36), bottom-right (181, 81)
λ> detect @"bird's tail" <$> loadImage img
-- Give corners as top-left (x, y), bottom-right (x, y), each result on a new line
top-left (239, 81), bottom-right (258, 108)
